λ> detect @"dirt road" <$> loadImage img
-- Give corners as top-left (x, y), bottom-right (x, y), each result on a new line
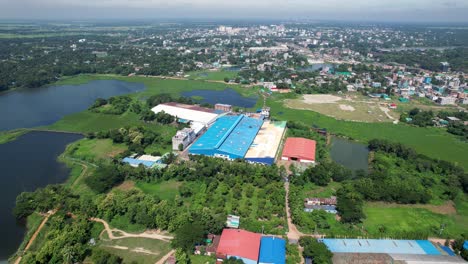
top-left (14, 210), bottom-right (57, 264)
top-left (154, 250), bottom-right (175, 264)
top-left (90, 217), bottom-right (173, 242)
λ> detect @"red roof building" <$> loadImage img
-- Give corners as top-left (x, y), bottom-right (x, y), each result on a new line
top-left (216, 229), bottom-right (261, 264)
top-left (281, 137), bottom-right (316, 163)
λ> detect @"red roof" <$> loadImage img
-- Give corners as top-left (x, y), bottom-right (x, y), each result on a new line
top-left (216, 229), bottom-right (261, 261)
top-left (282, 137), bottom-right (316, 161)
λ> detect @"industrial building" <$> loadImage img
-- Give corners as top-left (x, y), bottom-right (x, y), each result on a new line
top-left (216, 229), bottom-right (262, 264)
top-left (281, 137), bottom-right (317, 164)
top-left (122, 155), bottom-right (165, 169)
top-left (172, 128), bottom-right (195, 150)
top-left (322, 239), bottom-right (442, 255)
top-left (259, 237), bottom-right (286, 264)
top-left (189, 115), bottom-right (263, 160)
top-left (245, 121), bottom-right (286, 165)
top-left (151, 102), bottom-right (219, 135)
top-left (215, 103), bottom-right (233, 112)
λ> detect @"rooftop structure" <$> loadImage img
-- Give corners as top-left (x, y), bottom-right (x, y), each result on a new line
top-left (151, 102), bottom-right (219, 125)
top-left (281, 137), bottom-right (317, 163)
top-left (189, 115), bottom-right (263, 160)
top-left (215, 103), bottom-right (233, 112)
top-left (172, 128), bottom-right (195, 151)
top-left (226, 215), bottom-right (240, 229)
top-left (259, 237), bottom-right (286, 264)
top-left (216, 229), bottom-right (262, 264)
top-left (122, 155), bottom-right (164, 168)
top-left (245, 121), bottom-right (286, 165)
top-left (322, 239), bottom-right (441, 255)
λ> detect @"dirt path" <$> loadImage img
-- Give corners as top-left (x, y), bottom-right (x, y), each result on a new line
top-left (155, 250), bottom-right (175, 264)
top-left (90, 217), bottom-right (173, 242)
top-left (285, 182), bottom-right (304, 241)
top-left (14, 210), bottom-right (57, 264)
top-left (379, 106), bottom-right (398, 123)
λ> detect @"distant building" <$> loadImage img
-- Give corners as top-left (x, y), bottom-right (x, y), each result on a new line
top-left (122, 154), bottom-right (165, 169)
top-left (172, 128), bottom-right (195, 151)
top-left (436, 96), bottom-right (456, 105)
top-left (215, 103), bottom-right (233, 112)
top-left (304, 196), bottom-right (337, 214)
top-left (441, 62), bottom-right (450, 72)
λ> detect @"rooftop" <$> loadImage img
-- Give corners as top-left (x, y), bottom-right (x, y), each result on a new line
top-left (259, 237), bottom-right (286, 264)
top-left (322, 239), bottom-right (441, 255)
top-left (282, 137), bottom-right (317, 161)
top-left (216, 229), bottom-right (262, 261)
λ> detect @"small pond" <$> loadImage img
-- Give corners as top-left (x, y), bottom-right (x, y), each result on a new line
top-left (182, 88), bottom-right (258, 108)
top-left (330, 137), bottom-right (369, 173)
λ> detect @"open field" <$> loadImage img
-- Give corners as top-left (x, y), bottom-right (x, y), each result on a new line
top-left (100, 235), bottom-right (172, 264)
top-left (269, 94), bottom-right (468, 170)
top-left (64, 138), bottom-right (127, 161)
top-left (135, 180), bottom-right (182, 201)
top-left (363, 201), bottom-right (468, 238)
top-left (186, 70), bottom-right (238, 81)
top-left (190, 255), bottom-right (216, 264)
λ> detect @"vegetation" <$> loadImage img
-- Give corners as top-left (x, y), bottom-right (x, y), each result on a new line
top-left (299, 237), bottom-right (333, 264)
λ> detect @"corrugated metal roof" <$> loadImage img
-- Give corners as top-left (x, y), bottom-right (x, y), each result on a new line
top-left (216, 229), bottom-right (261, 261)
top-left (282, 137), bottom-right (316, 161)
top-left (259, 237), bottom-right (286, 264)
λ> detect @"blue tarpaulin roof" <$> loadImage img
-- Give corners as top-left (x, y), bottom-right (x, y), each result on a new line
top-left (464, 241), bottom-right (468, 250)
top-left (122, 157), bottom-right (155, 168)
top-left (259, 237), bottom-right (286, 264)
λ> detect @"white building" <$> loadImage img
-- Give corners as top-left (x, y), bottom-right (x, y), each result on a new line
top-left (151, 102), bottom-right (219, 126)
top-left (172, 128), bottom-right (196, 150)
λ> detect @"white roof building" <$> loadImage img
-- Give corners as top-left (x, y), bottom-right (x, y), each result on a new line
top-left (151, 102), bottom-right (219, 125)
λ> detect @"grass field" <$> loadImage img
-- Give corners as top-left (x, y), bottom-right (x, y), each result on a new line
top-left (135, 180), bottom-right (182, 200)
top-left (269, 94), bottom-right (468, 170)
top-left (190, 255), bottom-right (216, 264)
top-left (99, 236), bottom-right (172, 264)
top-left (186, 70), bottom-right (238, 81)
top-left (363, 201), bottom-right (468, 238)
top-left (64, 138), bottom-right (127, 161)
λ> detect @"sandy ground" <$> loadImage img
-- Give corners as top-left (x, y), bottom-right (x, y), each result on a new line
top-left (302, 94), bottom-right (342, 104)
top-left (339, 104), bottom-right (355, 111)
top-left (91, 217), bottom-right (173, 241)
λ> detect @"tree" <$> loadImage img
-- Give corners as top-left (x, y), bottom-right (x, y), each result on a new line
top-left (299, 237), bottom-right (332, 264)
top-left (336, 184), bottom-right (364, 224)
top-left (224, 77), bottom-right (230, 83)
top-left (175, 248), bottom-right (191, 264)
top-left (91, 249), bottom-right (123, 264)
top-left (172, 221), bottom-right (206, 252)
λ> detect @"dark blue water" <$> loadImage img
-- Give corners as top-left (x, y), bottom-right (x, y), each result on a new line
top-left (0, 132), bottom-right (83, 261)
top-left (182, 88), bottom-right (258, 108)
top-left (0, 80), bottom-right (145, 131)
top-left (330, 137), bottom-right (369, 172)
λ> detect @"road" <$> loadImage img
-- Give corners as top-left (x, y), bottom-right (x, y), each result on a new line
top-left (90, 217), bottom-right (173, 242)
top-left (14, 210), bottom-right (57, 264)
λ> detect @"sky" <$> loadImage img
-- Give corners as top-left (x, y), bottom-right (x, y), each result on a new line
top-left (1, 0), bottom-right (468, 22)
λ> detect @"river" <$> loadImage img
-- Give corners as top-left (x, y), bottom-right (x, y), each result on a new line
top-left (330, 137), bottom-right (369, 173)
top-left (0, 79), bottom-right (145, 261)
top-left (0, 131), bottom-right (83, 261)
top-left (0, 80), bottom-right (144, 131)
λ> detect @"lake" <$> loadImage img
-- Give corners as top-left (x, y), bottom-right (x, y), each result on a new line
top-left (0, 80), bottom-right (145, 131)
top-left (0, 131), bottom-right (83, 261)
top-left (330, 137), bottom-right (369, 172)
top-left (182, 88), bottom-right (258, 108)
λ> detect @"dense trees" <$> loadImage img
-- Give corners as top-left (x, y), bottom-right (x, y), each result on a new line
top-left (299, 237), bottom-right (333, 264)
top-left (336, 184), bottom-right (365, 224)
top-left (91, 249), bottom-right (123, 264)
top-left (85, 164), bottom-right (125, 193)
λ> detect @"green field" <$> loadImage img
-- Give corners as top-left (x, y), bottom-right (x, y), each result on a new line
top-left (64, 138), bottom-right (127, 161)
top-left (0, 129), bottom-right (27, 144)
top-left (99, 236), bottom-right (172, 264)
top-left (269, 94), bottom-right (468, 170)
top-left (186, 70), bottom-right (238, 81)
top-left (190, 255), bottom-right (216, 264)
top-left (135, 180), bottom-right (182, 200)
top-left (363, 200), bottom-right (468, 238)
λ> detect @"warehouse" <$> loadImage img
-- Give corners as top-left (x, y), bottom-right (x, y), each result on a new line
top-left (216, 229), bottom-right (262, 264)
top-left (245, 121), bottom-right (287, 165)
top-left (189, 115), bottom-right (263, 160)
top-left (151, 102), bottom-right (219, 126)
top-left (281, 137), bottom-right (316, 164)
top-left (322, 239), bottom-right (442, 255)
top-left (259, 237), bottom-right (286, 264)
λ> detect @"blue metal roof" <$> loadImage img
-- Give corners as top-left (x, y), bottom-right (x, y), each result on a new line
top-left (189, 115), bottom-right (263, 159)
top-left (122, 157), bottom-right (155, 168)
top-left (259, 237), bottom-right (286, 264)
top-left (321, 239), bottom-right (441, 255)
top-left (464, 241), bottom-right (468, 250)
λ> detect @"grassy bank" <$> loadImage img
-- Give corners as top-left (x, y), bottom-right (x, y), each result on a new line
top-left (0, 129), bottom-right (27, 144)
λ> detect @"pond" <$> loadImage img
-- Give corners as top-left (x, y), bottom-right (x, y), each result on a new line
top-left (182, 88), bottom-right (258, 108)
top-left (0, 131), bottom-right (83, 261)
top-left (0, 80), bottom-right (145, 131)
top-left (330, 137), bottom-right (369, 173)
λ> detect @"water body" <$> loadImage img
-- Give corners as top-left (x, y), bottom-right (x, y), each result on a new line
top-left (182, 88), bottom-right (258, 108)
top-left (330, 137), bottom-right (369, 172)
top-left (0, 131), bottom-right (83, 261)
top-left (0, 80), bottom-right (145, 131)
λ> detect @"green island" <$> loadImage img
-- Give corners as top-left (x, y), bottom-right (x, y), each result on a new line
top-left (5, 74), bottom-right (468, 264)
